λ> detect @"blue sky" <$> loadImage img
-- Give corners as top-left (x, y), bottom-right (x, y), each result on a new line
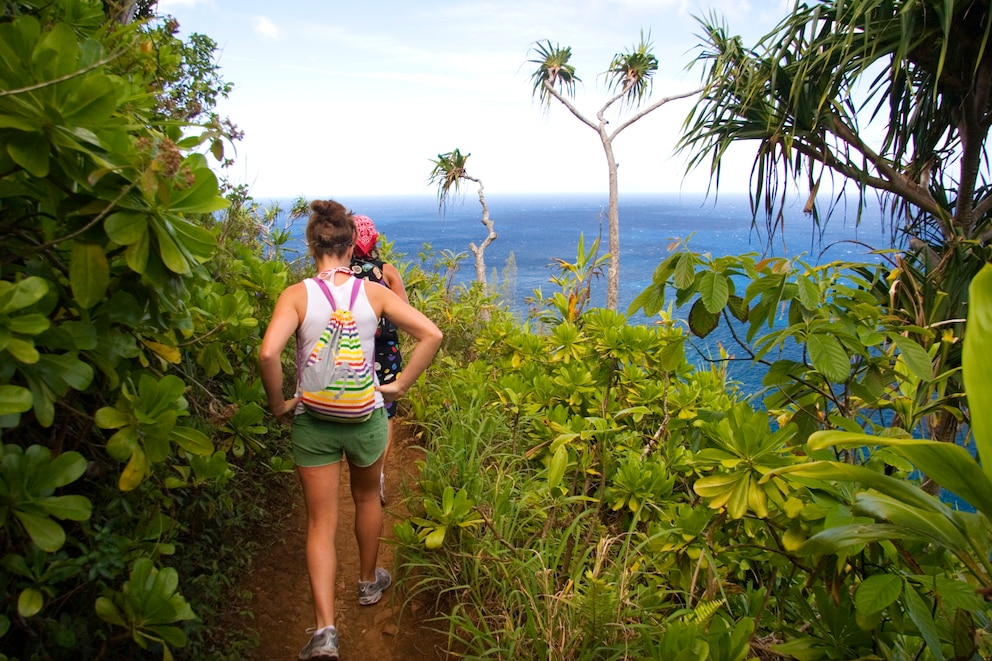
top-left (157, 0), bottom-right (792, 199)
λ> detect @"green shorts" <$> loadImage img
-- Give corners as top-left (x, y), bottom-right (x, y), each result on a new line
top-left (291, 407), bottom-right (388, 468)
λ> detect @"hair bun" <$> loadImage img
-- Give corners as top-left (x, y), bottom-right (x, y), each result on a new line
top-left (310, 199), bottom-right (346, 216)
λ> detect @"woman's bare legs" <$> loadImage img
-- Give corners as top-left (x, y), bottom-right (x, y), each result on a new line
top-left (297, 462), bottom-right (342, 629)
top-left (349, 453), bottom-right (385, 582)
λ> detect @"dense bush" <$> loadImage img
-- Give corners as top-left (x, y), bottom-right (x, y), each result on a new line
top-left (0, 4), bottom-right (298, 659)
top-left (395, 249), bottom-right (992, 660)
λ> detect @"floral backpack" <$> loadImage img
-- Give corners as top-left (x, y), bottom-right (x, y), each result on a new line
top-left (297, 275), bottom-right (376, 423)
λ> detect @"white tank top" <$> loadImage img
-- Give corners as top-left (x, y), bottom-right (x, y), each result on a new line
top-left (295, 274), bottom-right (384, 412)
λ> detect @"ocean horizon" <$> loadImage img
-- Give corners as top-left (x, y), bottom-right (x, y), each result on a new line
top-left (269, 191), bottom-right (890, 315)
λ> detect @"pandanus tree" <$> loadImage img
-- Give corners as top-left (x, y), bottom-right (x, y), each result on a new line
top-left (428, 148), bottom-right (496, 291)
top-left (679, 0), bottom-right (992, 445)
top-left (528, 34), bottom-right (702, 310)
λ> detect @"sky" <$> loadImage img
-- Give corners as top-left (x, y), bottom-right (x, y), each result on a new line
top-left (155, 0), bottom-right (793, 199)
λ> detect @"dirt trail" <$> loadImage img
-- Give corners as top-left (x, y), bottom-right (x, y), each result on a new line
top-left (243, 421), bottom-right (453, 660)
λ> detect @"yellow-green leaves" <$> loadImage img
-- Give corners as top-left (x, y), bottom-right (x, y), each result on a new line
top-left (69, 241), bottom-right (109, 309)
top-left (964, 263), bottom-right (992, 482)
top-left (96, 375), bottom-right (214, 492)
top-left (410, 486), bottom-right (483, 550)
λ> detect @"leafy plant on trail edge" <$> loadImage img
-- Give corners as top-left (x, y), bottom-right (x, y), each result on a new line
top-left (0, 4), bottom-right (299, 659)
top-left (392, 235), bottom-right (992, 659)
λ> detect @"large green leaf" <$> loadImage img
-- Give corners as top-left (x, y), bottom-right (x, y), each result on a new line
top-left (687, 298), bottom-right (719, 338)
top-left (0, 385), bottom-right (32, 415)
top-left (890, 334), bottom-right (932, 382)
top-left (854, 574), bottom-right (902, 616)
top-left (699, 271), bottom-right (729, 313)
top-left (0, 276), bottom-right (48, 314)
top-left (808, 431), bottom-right (992, 521)
top-left (15, 510), bottom-right (65, 552)
top-left (964, 263), bottom-right (992, 482)
top-left (166, 161), bottom-right (227, 214)
top-left (69, 241), bottom-right (109, 309)
top-left (6, 131), bottom-right (49, 177)
top-left (765, 461), bottom-right (952, 516)
top-left (806, 332), bottom-right (850, 382)
top-left (170, 426), bottom-right (213, 456)
top-left (104, 212), bottom-right (148, 246)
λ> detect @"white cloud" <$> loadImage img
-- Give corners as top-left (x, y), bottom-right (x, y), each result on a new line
top-left (253, 16), bottom-right (281, 40)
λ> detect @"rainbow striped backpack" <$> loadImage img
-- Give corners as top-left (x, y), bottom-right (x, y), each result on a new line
top-left (298, 276), bottom-right (376, 423)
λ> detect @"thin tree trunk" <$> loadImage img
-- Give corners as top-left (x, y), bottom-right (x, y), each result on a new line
top-left (603, 137), bottom-right (620, 310)
top-left (467, 179), bottom-right (496, 290)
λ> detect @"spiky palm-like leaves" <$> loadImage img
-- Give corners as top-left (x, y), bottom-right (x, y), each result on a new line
top-left (528, 40), bottom-right (580, 106)
top-left (428, 148), bottom-right (472, 213)
top-left (681, 1), bottom-right (992, 242)
top-left (606, 31), bottom-right (659, 110)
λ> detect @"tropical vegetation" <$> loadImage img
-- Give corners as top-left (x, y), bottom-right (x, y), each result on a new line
top-left (0, 2), bottom-right (297, 658)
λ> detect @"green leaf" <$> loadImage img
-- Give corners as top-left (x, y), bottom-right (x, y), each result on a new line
top-left (95, 406), bottom-right (131, 429)
top-left (95, 596), bottom-right (126, 627)
top-left (7, 313), bottom-right (49, 335)
top-left (167, 166), bottom-right (227, 214)
top-left (891, 334), bottom-right (932, 381)
top-left (15, 510), bottom-right (65, 552)
top-left (807, 332), bottom-right (850, 382)
top-left (150, 219), bottom-right (190, 274)
top-left (0, 276), bottom-right (48, 313)
top-left (70, 241), bottom-right (109, 309)
top-left (854, 574), bottom-right (902, 615)
top-left (699, 271), bottom-right (729, 313)
top-left (105, 212), bottom-right (148, 246)
top-left (687, 298), bottom-right (719, 338)
top-left (6, 337), bottom-right (39, 363)
top-left (0, 385), bottom-right (32, 415)
top-left (39, 450), bottom-right (87, 489)
top-left (727, 295), bottom-right (749, 323)
top-left (547, 444), bottom-right (567, 490)
top-left (7, 131), bottom-right (49, 177)
top-left (425, 526), bottom-right (447, 549)
top-left (170, 426), bottom-right (213, 456)
top-left (673, 253), bottom-right (696, 289)
top-left (903, 584), bottom-right (944, 659)
top-left (38, 494), bottom-right (91, 521)
top-left (17, 587), bottom-right (43, 618)
top-left (807, 431), bottom-right (992, 521)
top-left (796, 276), bottom-right (820, 309)
top-left (964, 264), bottom-right (992, 482)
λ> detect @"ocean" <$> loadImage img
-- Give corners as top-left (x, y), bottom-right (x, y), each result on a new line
top-left (274, 192), bottom-right (889, 310)
top-left (271, 192), bottom-right (890, 392)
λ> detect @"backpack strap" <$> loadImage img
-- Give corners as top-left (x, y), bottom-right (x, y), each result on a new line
top-left (313, 276), bottom-right (362, 312)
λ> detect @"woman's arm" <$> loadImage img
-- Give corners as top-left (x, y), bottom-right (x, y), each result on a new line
top-left (382, 262), bottom-right (408, 304)
top-left (366, 285), bottom-right (441, 402)
top-left (259, 284), bottom-right (305, 417)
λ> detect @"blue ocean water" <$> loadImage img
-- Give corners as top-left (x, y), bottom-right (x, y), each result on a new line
top-left (271, 192), bottom-right (889, 391)
top-left (275, 192), bottom-right (888, 310)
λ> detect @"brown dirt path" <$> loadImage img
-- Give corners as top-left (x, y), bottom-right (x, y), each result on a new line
top-left (243, 420), bottom-right (453, 660)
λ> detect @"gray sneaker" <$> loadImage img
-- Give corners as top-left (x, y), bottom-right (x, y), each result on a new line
top-left (358, 567), bottom-right (391, 605)
top-left (299, 625), bottom-right (338, 660)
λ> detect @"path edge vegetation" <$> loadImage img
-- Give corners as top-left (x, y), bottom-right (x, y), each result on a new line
top-left (2, 1), bottom-right (992, 660)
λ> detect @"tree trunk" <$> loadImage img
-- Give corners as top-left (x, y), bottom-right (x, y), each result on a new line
top-left (603, 136), bottom-right (620, 310)
top-left (468, 181), bottom-right (496, 291)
